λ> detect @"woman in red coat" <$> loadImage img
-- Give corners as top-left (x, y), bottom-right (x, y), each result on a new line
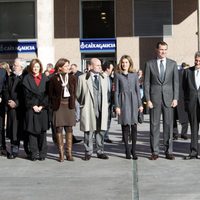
top-left (49, 58), bottom-right (77, 162)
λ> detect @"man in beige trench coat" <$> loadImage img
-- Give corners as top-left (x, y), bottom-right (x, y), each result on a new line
top-left (76, 58), bottom-right (109, 160)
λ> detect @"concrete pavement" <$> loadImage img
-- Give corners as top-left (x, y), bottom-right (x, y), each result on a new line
top-left (0, 115), bottom-right (200, 200)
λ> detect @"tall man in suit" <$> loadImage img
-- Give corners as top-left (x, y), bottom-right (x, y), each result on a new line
top-left (76, 58), bottom-right (109, 160)
top-left (183, 51), bottom-right (200, 159)
top-left (144, 41), bottom-right (179, 160)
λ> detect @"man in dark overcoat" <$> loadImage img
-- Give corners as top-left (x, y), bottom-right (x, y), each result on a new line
top-left (5, 58), bottom-right (28, 158)
top-left (0, 67), bottom-right (7, 156)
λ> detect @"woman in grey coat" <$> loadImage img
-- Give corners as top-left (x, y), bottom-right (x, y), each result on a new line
top-left (114, 55), bottom-right (143, 159)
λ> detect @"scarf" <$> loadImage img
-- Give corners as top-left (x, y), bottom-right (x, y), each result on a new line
top-left (59, 73), bottom-right (70, 97)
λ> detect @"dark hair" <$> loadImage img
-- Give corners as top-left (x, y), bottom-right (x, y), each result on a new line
top-left (102, 61), bottom-right (113, 72)
top-left (28, 58), bottom-right (43, 74)
top-left (54, 58), bottom-right (70, 73)
top-left (156, 41), bottom-right (168, 49)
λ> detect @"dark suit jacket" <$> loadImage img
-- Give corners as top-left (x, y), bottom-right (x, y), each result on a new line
top-left (183, 66), bottom-right (200, 113)
top-left (144, 58), bottom-right (179, 108)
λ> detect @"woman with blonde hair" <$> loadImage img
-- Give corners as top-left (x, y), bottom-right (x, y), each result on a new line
top-left (114, 55), bottom-right (143, 159)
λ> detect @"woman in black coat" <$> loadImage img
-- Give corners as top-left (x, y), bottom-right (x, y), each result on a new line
top-left (23, 59), bottom-right (49, 161)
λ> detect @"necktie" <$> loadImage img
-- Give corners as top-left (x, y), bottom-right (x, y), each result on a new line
top-left (160, 60), bottom-right (165, 81)
top-left (94, 75), bottom-right (99, 89)
top-left (196, 70), bottom-right (200, 89)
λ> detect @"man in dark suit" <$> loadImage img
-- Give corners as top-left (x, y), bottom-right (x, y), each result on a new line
top-left (0, 67), bottom-right (7, 156)
top-left (173, 63), bottom-right (189, 140)
top-left (183, 51), bottom-right (200, 159)
top-left (144, 41), bottom-right (179, 160)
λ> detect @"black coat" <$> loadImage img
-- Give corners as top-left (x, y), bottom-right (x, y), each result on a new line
top-left (5, 73), bottom-right (26, 140)
top-left (23, 73), bottom-right (49, 134)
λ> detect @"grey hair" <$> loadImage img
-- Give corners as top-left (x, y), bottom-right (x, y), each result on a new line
top-left (14, 58), bottom-right (27, 69)
top-left (195, 51), bottom-right (200, 58)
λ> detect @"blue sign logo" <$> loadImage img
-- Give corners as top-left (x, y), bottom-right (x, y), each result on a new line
top-left (80, 38), bottom-right (116, 52)
top-left (0, 41), bottom-right (37, 54)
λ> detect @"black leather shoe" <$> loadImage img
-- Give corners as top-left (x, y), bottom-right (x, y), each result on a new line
top-left (7, 153), bottom-right (17, 159)
top-left (82, 154), bottom-right (91, 161)
top-left (73, 137), bottom-right (82, 144)
top-left (97, 154), bottom-right (109, 160)
top-left (38, 157), bottom-right (45, 161)
top-left (0, 149), bottom-right (8, 157)
top-left (149, 154), bottom-right (159, 160)
top-left (30, 157), bottom-right (37, 161)
top-left (181, 134), bottom-right (188, 140)
top-left (166, 154), bottom-right (175, 160)
top-left (104, 139), bottom-right (113, 143)
top-left (126, 154), bottom-right (131, 159)
top-left (132, 155), bottom-right (138, 160)
top-left (173, 134), bottom-right (178, 140)
top-left (184, 155), bottom-right (198, 160)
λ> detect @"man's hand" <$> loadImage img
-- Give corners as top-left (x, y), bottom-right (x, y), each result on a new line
top-left (8, 100), bottom-right (16, 108)
top-left (171, 100), bottom-right (178, 108)
top-left (0, 97), bottom-right (2, 103)
top-left (115, 107), bottom-right (121, 116)
top-left (147, 100), bottom-right (153, 109)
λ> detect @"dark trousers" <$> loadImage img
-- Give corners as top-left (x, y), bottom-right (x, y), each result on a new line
top-left (0, 105), bottom-right (6, 149)
top-left (150, 102), bottom-right (173, 155)
top-left (121, 124), bottom-right (137, 156)
top-left (188, 102), bottom-right (200, 156)
top-left (29, 132), bottom-right (47, 159)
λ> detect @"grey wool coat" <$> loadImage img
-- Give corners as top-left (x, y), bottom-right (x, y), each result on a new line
top-left (114, 72), bottom-right (142, 125)
top-left (76, 72), bottom-right (108, 132)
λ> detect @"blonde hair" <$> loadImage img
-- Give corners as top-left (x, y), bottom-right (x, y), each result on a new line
top-left (116, 55), bottom-right (136, 73)
top-left (0, 62), bottom-right (11, 76)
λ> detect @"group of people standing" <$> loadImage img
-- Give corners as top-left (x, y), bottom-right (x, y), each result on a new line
top-left (0, 55), bottom-right (143, 162)
top-left (1, 40), bottom-right (200, 162)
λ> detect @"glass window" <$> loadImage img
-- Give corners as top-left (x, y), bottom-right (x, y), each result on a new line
top-left (0, 1), bottom-right (36, 39)
top-left (81, 1), bottom-right (114, 38)
top-left (134, 0), bottom-right (172, 37)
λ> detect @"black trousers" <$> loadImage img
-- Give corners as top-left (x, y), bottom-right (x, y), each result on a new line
top-left (29, 132), bottom-right (47, 159)
top-left (0, 104), bottom-right (6, 149)
top-left (121, 124), bottom-right (137, 156)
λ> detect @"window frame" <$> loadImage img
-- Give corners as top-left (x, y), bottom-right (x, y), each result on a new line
top-left (0, 0), bottom-right (37, 41)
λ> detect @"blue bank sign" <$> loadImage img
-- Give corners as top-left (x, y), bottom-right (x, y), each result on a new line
top-left (0, 41), bottom-right (37, 54)
top-left (80, 38), bottom-right (116, 53)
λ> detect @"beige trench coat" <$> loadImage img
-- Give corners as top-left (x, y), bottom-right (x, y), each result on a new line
top-left (76, 72), bottom-right (108, 132)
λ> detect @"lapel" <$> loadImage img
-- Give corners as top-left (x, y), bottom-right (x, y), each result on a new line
top-left (86, 73), bottom-right (94, 101)
top-left (153, 59), bottom-right (161, 82)
top-left (27, 73), bottom-right (45, 95)
top-left (163, 59), bottom-right (171, 82)
top-left (191, 67), bottom-right (198, 90)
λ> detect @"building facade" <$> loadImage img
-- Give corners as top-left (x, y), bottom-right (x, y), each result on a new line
top-left (0, 0), bottom-right (199, 71)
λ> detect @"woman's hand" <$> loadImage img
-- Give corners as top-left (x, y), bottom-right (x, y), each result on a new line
top-left (33, 105), bottom-right (40, 113)
top-left (115, 107), bottom-right (121, 116)
top-left (139, 106), bottom-right (144, 112)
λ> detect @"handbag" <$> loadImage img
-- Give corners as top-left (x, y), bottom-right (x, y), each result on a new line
top-left (138, 111), bottom-right (144, 124)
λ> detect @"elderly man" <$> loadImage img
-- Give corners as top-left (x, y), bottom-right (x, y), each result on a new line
top-left (76, 58), bottom-right (109, 160)
top-left (183, 51), bottom-right (200, 159)
top-left (5, 58), bottom-right (28, 159)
